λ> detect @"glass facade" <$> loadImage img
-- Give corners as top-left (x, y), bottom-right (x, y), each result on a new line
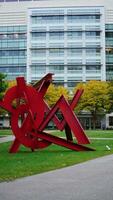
top-left (0, 0), bottom-right (32, 2)
top-left (105, 24), bottom-right (113, 80)
top-left (0, 6), bottom-right (112, 87)
top-left (27, 7), bottom-right (105, 88)
top-left (0, 25), bottom-right (27, 80)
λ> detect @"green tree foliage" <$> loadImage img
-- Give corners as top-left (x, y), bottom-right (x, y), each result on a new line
top-left (0, 73), bottom-right (8, 115)
top-left (74, 80), bottom-right (110, 129)
top-left (45, 84), bottom-right (69, 107)
top-left (0, 73), bottom-right (8, 99)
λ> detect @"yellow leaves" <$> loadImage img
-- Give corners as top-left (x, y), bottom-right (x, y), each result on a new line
top-left (45, 84), bottom-right (69, 107)
top-left (6, 80), bottom-right (17, 89)
top-left (74, 80), bottom-right (110, 113)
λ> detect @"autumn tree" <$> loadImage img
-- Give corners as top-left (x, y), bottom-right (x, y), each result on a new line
top-left (74, 80), bottom-right (110, 129)
top-left (7, 79), bottom-right (16, 89)
top-left (45, 84), bottom-right (69, 107)
top-left (107, 80), bottom-right (113, 113)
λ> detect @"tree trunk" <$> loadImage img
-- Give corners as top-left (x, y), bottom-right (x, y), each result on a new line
top-left (92, 112), bottom-right (97, 130)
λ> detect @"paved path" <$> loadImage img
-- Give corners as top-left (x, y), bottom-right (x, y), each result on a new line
top-left (1, 135), bottom-right (113, 144)
top-left (0, 154), bottom-right (113, 200)
top-left (0, 135), bottom-right (14, 143)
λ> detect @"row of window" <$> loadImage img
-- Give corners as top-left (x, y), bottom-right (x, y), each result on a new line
top-left (67, 9), bottom-right (100, 15)
top-left (106, 32), bottom-right (113, 38)
top-left (106, 57), bottom-right (113, 63)
top-left (31, 8), bottom-right (100, 16)
top-left (0, 41), bottom-right (26, 48)
top-left (31, 65), bottom-right (101, 70)
top-left (31, 59), bottom-right (102, 65)
top-left (106, 24), bottom-right (113, 31)
top-left (0, 50), bottom-right (26, 56)
top-left (31, 15), bottom-right (100, 24)
top-left (105, 24), bottom-right (113, 53)
top-left (106, 39), bottom-right (113, 47)
top-left (0, 0), bottom-right (35, 2)
top-left (31, 48), bottom-right (101, 57)
top-left (31, 31), bottom-right (100, 40)
top-left (0, 33), bottom-right (27, 40)
top-left (32, 16), bottom-right (64, 24)
top-left (0, 26), bottom-right (26, 33)
top-left (106, 64), bottom-right (113, 80)
top-left (31, 8), bottom-right (101, 16)
top-left (0, 67), bottom-right (26, 73)
top-left (68, 15), bottom-right (100, 20)
top-left (106, 65), bottom-right (113, 71)
top-left (0, 58), bottom-right (26, 64)
top-left (31, 43), bottom-right (101, 49)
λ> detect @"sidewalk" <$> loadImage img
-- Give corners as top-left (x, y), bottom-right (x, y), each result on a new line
top-left (0, 154), bottom-right (113, 200)
top-left (0, 135), bottom-right (14, 143)
top-left (1, 135), bottom-right (113, 144)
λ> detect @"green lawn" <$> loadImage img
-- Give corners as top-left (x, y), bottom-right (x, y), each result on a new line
top-left (0, 129), bottom-right (12, 136)
top-left (0, 130), bottom-right (113, 182)
top-left (86, 129), bottom-right (113, 138)
top-left (53, 129), bottom-right (113, 138)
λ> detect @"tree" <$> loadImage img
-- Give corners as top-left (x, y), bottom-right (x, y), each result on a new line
top-left (45, 84), bottom-right (69, 107)
top-left (0, 73), bottom-right (8, 99)
top-left (7, 80), bottom-right (16, 89)
top-left (0, 73), bottom-right (8, 116)
top-left (74, 80), bottom-right (110, 129)
top-left (107, 80), bottom-right (113, 113)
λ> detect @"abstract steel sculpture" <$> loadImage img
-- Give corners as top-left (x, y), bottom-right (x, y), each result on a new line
top-left (0, 73), bottom-right (93, 153)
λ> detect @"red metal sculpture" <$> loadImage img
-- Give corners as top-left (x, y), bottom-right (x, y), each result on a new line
top-left (0, 73), bottom-right (93, 153)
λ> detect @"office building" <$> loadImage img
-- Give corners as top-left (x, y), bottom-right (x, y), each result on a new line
top-left (0, 0), bottom-right (113, 128)
top-left (0, 0), bottom-right (112, 88)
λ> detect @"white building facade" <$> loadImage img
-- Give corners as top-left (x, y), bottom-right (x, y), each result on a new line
top-left (27, 6), bottom-right (105, 87)
top-left (0, 0), bottom-right (112, 128)
top-left (0, 0), bottom-right (112, 88)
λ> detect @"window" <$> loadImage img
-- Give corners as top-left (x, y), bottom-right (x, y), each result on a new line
top-left (106, 56), bottom-right (113, 64)
top-left (86, 49), bottom-right (100, 56)
top-left (86, 65), bottom-right (100, 70)
top-left (31, 65), bottom-right (46, 74)
top-left (32, 15), bottom-right (64, 24)
top-left (68, 49), bottom-right (82, 56)
top-left (109, 116), bottom-right (113, 126)
top-left (86, 31), bottom-right (100, 37)
top-left (106, 24), bottom-right (113, 31)
top-left (106, 65), bottom-right (113, 71)
top-left (49, 65), bottom-right (64, 73)
top-left (5, 67), bottom-right (26, 73)
top-left (49, 48), bottom-right (64, 57)
top-left (32, 32), bottom-right (46, 40)
top-left (106, 32), bottom-right (113, 38)
top-left (0, 50), bottom-right (26, 57)
top-left (0, 25), bottom-right (26, 34)
top-left (49, 32), bottom-right (64, 40)
top-left (67, 15), bottom-right (100, 23)
top-left (67, 65), bottom-right (82, 73)
top-left (67, 31), bottom-right (82, 39)
top-left (6, 0), bottom-right (18, 2)
top-left (32, 49), bottom-right (46, 57)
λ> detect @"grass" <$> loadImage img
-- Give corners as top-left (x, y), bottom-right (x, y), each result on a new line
top-left (86, 129), bottom-right (113, 138)
top-left (0, 130), bottom-right (113, 182)
top-left (0, 129), bottom-right (12, 136)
